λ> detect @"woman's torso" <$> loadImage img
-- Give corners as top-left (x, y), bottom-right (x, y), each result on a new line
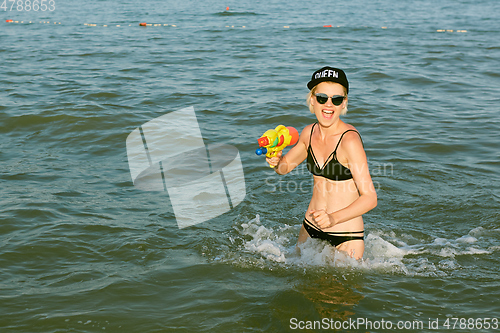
top-left (304, 122), bottom-right (363, 232)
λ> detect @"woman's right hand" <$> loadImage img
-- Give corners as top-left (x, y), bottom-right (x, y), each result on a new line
top-left (265, 150), bottom-right (282, 167)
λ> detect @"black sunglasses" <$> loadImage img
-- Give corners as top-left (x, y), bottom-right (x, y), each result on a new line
top-left (315, 93), bottom-right (345, 106)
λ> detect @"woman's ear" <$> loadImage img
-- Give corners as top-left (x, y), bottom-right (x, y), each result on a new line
top-left (309, 95), bottom-right (315, 106)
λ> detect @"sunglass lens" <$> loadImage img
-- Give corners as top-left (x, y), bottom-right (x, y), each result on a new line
top-left (331, 96), bottom-right (344, 105)
top-left (315, 93), bottom-right (328, 104)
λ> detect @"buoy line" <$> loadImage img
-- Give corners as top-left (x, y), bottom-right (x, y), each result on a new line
top-left (4, 20), bottom-right (469, 33)
top-left (5, 19), bottom-right (61, 24)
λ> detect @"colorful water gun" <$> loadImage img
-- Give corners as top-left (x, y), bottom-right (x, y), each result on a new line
top-left (255, 125), bottom-right (299, 167)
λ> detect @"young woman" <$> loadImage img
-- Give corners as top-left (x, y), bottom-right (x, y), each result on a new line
top-left (266, 67), bottom-right (377, 259)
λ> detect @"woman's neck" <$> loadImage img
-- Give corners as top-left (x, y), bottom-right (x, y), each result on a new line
top-left (317, 119), bottom-right (344, 139)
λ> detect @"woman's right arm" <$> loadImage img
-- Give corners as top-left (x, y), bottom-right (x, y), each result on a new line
top-left (266, 125), bottom-right (310, 175)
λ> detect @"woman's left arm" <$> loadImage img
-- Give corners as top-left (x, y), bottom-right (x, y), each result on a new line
top-left (332, 131), bottom-right (377, 224)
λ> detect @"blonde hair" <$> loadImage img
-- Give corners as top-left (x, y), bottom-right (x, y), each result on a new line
top-left (306, 83), bottom-right (348, 115)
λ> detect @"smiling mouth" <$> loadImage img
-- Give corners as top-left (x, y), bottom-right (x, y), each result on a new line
top-left (322, 109), bottom-right (334, 118)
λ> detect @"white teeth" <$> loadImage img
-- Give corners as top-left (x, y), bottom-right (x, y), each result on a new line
top-left (323, 110), bottom-right (333, 114)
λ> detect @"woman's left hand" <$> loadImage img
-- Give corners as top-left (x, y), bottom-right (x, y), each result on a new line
top-left (309, 209), bottom-right (336, 229)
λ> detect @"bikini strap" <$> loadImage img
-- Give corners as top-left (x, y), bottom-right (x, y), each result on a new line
top-left (327, 230), bottom-right (365, 234)
top-left (333, 129), bottom-right (362, 153)
top-left (308, 122), bottom-right (317, 148)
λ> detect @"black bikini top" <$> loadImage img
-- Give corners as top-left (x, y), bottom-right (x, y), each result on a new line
top-left (306, 123), bottom-right (361, 181)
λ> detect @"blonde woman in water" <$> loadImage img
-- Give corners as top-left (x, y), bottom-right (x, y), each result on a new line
top-left (267, 67), bottom-right (377, 259)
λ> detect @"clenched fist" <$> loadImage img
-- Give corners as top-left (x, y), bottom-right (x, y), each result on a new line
top-left (309, 209), bottom-right (336, 229)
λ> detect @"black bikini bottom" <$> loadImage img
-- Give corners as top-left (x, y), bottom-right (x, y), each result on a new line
top-left (303, 218), bottom-right (364, 248)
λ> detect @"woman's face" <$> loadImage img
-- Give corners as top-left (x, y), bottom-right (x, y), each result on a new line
top-left (310, 82), bottom-right (347, 125)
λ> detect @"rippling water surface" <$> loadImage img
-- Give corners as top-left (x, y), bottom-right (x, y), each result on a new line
top-left (1, 0), bottom-right (499, 331)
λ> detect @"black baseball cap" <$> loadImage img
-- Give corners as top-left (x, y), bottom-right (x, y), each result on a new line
top-left (307, 66), bottom-right (349, 93)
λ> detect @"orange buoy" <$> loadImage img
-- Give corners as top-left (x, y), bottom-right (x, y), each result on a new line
top-left (6, 19), bottom-right (13, 23)
top-left (323, 24), bottom-right (332, 28)
top-left (139, 22), bottom-right (147, 26)
top-left (226, 6), bottom-right (229, 10)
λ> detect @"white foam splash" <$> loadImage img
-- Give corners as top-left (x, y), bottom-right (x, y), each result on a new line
top-left (235, 215), bottom-right (410, 273)
top-left (240, 215), bottom-right (291, 263)
top-left (456, 235), bottom-right (477, 243)
top-left (222, 215), bottom-right (494, 276)
top-left (364, 234), bottom-right (407, 259)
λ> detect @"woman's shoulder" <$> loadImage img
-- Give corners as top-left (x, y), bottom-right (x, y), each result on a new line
top-left (299, 123), bottom-right (316, 137)
top-left (340, 124), bottom-right (363, 146)
top-left (297, 123), bottom-right (316, 146)
top-left (342, 122), bottom-right (358, 133)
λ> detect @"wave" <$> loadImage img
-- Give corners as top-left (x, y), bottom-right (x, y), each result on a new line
top-left (208, 215), bottom-right (496, 277)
